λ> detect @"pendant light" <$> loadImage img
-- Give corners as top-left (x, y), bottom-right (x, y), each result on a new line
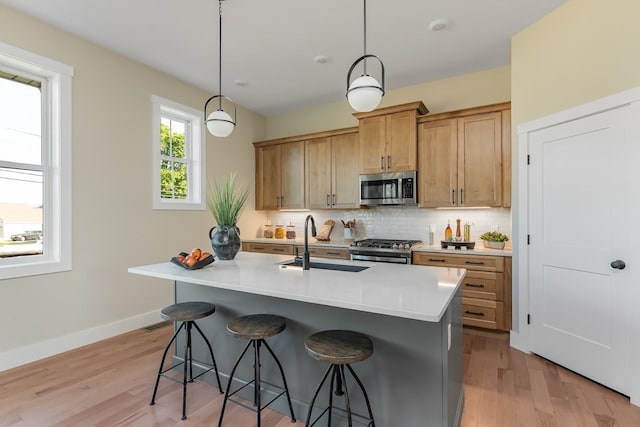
top-left (204, 0), bottom-right (236, 137)
top-left (346, 0), bottom-right (385, 112)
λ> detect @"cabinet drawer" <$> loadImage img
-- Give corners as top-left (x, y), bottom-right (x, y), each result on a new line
top-left (294, 246), bottom-right (350, 260)
top-left (242, 242), bottom-right (294, 255)
top-left (412, 252), bottom-right (504, 272)
top-left (462, 298), bottom-right (507, 330)
top-left (461, 271), bottom-right (504, 301)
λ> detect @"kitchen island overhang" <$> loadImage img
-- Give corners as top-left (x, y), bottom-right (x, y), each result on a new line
top-left (129, 252), bottom-right (466, 427)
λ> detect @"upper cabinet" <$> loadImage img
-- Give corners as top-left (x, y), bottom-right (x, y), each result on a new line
top-left (306, 130), bottom-right (359, 209)
top-left (418, 103), bottom-right (511, 208)
top-left (254, 127), bottom-right (359, 211)
top-left (255, 140), bottom-right (305, 210)
top-left (354, 101), bottom-right (428, 174)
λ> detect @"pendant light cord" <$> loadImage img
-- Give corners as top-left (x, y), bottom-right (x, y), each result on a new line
top-left (363, 0), bottom-right (367, 75)
top-left (218, 0), bottom-right (223, 110)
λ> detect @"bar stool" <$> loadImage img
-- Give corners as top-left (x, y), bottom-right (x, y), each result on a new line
top-left (150, 301), bottom-right (223, 420)
top-left (304, 330), bottom-right (375, 427)
top-left (218, 314), bottom-right (296, 427)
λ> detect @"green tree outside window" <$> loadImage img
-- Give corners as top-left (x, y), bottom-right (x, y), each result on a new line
top-left (160, 122), bottom-right (188, 199)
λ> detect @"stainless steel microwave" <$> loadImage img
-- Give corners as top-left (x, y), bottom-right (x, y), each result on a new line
top-left (359, 171), bottom-right (417, 206)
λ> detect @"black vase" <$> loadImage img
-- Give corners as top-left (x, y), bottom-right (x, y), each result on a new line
top-left (209, 225), bottom-right (241, 260)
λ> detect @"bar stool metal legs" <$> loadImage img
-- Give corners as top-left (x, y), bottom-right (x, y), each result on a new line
top-left (150, 302), bottom-right (222, 420)
top-left (218, 314), bottom-right (296, 427)
top-left (304, 330), bottom-right (375, 427)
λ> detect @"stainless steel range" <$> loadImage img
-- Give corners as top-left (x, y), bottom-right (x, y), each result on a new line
top-left (349, 238), bottom-right (422, 264)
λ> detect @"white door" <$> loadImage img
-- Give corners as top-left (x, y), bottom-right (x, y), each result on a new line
top-left (528, 106), bottom-right (634, 395)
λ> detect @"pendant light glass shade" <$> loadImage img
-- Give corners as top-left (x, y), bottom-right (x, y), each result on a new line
top-left (204, 0), bottom-right (236, 138)
top-left (206, 107), bottom-right (235, 137)
top-left (346, 0), bottom-right (385, 112)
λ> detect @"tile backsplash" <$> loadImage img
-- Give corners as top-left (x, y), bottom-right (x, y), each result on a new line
top-left (261, 206), bottom-right (511, 244)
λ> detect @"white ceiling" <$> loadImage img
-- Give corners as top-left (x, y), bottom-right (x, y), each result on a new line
top-left (1, 0), bottom-right (565, 116)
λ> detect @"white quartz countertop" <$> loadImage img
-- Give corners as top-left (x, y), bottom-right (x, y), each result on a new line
top-left (243, 238), bottom-right (353, 248)
top-left (412, 243), bottom-right (512, 257)
top-left (128, 252), bottom-right (464, 322)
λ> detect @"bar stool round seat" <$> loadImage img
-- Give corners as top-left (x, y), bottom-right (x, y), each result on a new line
top-left (218, 314), bottom-right (296, 427)
top-left (305, 330), bottom-right (373, 365)
top-left (161, 301), bottom-right (216, 322)
top-left (304, 330), bottom-right (376, 427)
top-left (227, 313), bottom-right (286, 340)
top-left (150, 301), bottom-right (222, 420)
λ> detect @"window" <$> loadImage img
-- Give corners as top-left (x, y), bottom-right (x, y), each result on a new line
top-left (152, 96), bottom-right (206, 210)
top-left (0, 42), bottom-right (73, 279)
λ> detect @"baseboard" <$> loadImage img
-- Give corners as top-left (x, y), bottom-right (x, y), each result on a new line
top-left (509, 330), bottom-right (531, 354)
top-left (0, 309), bottom-right (161, 372)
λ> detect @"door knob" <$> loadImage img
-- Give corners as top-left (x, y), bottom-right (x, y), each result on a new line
top-left (610, 260), bottom-right (626, 270)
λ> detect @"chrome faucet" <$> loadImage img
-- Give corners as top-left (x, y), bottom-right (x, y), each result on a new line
top-left (302, 214), bottom-right (316, 270)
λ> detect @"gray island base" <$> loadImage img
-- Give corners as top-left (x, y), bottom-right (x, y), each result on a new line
top-left (129, 252), bottom-right (464, 426)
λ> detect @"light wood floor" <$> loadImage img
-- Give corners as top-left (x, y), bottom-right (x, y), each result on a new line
top-left (1, 324), bottom-right (639, 426)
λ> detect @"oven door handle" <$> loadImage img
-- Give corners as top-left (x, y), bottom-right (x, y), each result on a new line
top-left (350, 254), bottom-right (410, 264)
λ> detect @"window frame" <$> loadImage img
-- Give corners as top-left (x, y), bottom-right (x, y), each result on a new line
top-left (152, 95), bottom-right (206, 210)
top-left (0, 41), bottom-right (73, 280)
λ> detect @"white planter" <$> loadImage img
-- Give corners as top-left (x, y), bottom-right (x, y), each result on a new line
top-left (483, 240), bottom-right (506, 250)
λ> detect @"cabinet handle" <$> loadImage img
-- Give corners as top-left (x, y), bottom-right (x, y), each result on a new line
top-left (327, 251), bottom-right (341, 255)
top-left (465, 283), bottom-right (485, 288)
top-left (380, 156), bottom-right (384, 170)
top-left (465, 260), bottom-right (486, 265)
top-left (326, 194), bottom-right (330, 207)
top-left (332, 194), bottom-right (336, 206)
top-left (460, 188), bottom-right (464, 205)
top-left (451, 189), bottom-right (455, 205)
top-left (465, 310), bottom-right (485, 317)
top-left (273, 248), bottom-right (285, 252)
top-left (429, 258), bottom-right (447, 262)
top-left (387, 155), bottom-right (391, 169)
top-left (280, 195), bottom-right (284, 206)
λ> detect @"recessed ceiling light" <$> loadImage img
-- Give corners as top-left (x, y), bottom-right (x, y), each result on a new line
top-left (429, 19), bottom-right (450, 32)
top-left (234, 79), bottom-right (248, 87)
top-left (314, 55), bottom-right (329, 64)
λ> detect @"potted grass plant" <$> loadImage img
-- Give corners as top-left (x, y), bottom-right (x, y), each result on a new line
top-left (207, 172), bottom-right (249, 260)
top-left (479, 231), bottom-right (509, 250)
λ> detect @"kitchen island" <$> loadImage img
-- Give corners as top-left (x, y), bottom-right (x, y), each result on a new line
top-left (129, 252), bottom-right (465, 426)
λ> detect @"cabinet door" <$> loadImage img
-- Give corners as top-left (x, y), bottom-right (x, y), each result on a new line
top-left (306, 137), bottom-right (332, 209)
top-left (386, 110), bottom-right (417, 172)
top-left (359, 115), bottom-right (387, 174)
top-left (418, 119), bottom-right (457, 207)
top-left (280, 141), bottom-right (305, 209)
top-left (255, 144), bottom-right (281, 210)
top-left (502, 109), bottom-right (511, 208)
top-left (331, 133), bottom-right (360, 209)
top-left (457, 112), bottom-right (503, 207)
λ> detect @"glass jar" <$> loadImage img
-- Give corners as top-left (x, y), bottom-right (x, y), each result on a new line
top-left (263, 224), bottom-right (274, 239)
top-left (274, 224), bottom-right (286, 239)
top-left (286, 224), bottom-right (296, 240)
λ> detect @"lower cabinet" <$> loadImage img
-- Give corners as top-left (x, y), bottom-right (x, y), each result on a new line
top-left (241, 242), bottom-right (294, 255)
top-left (293, 246), bottom-right (350, 260)
top-left (413, 252), bottom-right (512, 331)
top-left (242, 242), bottom-right (350, 260)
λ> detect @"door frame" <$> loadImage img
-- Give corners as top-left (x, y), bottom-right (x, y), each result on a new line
top-left (513, 86), bottom-right (640, 406)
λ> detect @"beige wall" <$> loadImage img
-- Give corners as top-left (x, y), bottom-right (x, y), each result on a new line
top-left (512, 0), bottom-right (640, 127)
top-left (0, 5), bottom-right (266, 355)
top-left (266, 66), bottom-right (511, 139)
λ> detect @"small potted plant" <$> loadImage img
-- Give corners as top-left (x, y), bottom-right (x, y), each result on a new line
top-left (479, 231), bottom-right (509, 250)
top-left (207, 172), bottom-right (249, 260)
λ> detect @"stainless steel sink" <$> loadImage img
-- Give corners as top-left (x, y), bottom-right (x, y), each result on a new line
top-left (279, 260), bottom-right (369, 272)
